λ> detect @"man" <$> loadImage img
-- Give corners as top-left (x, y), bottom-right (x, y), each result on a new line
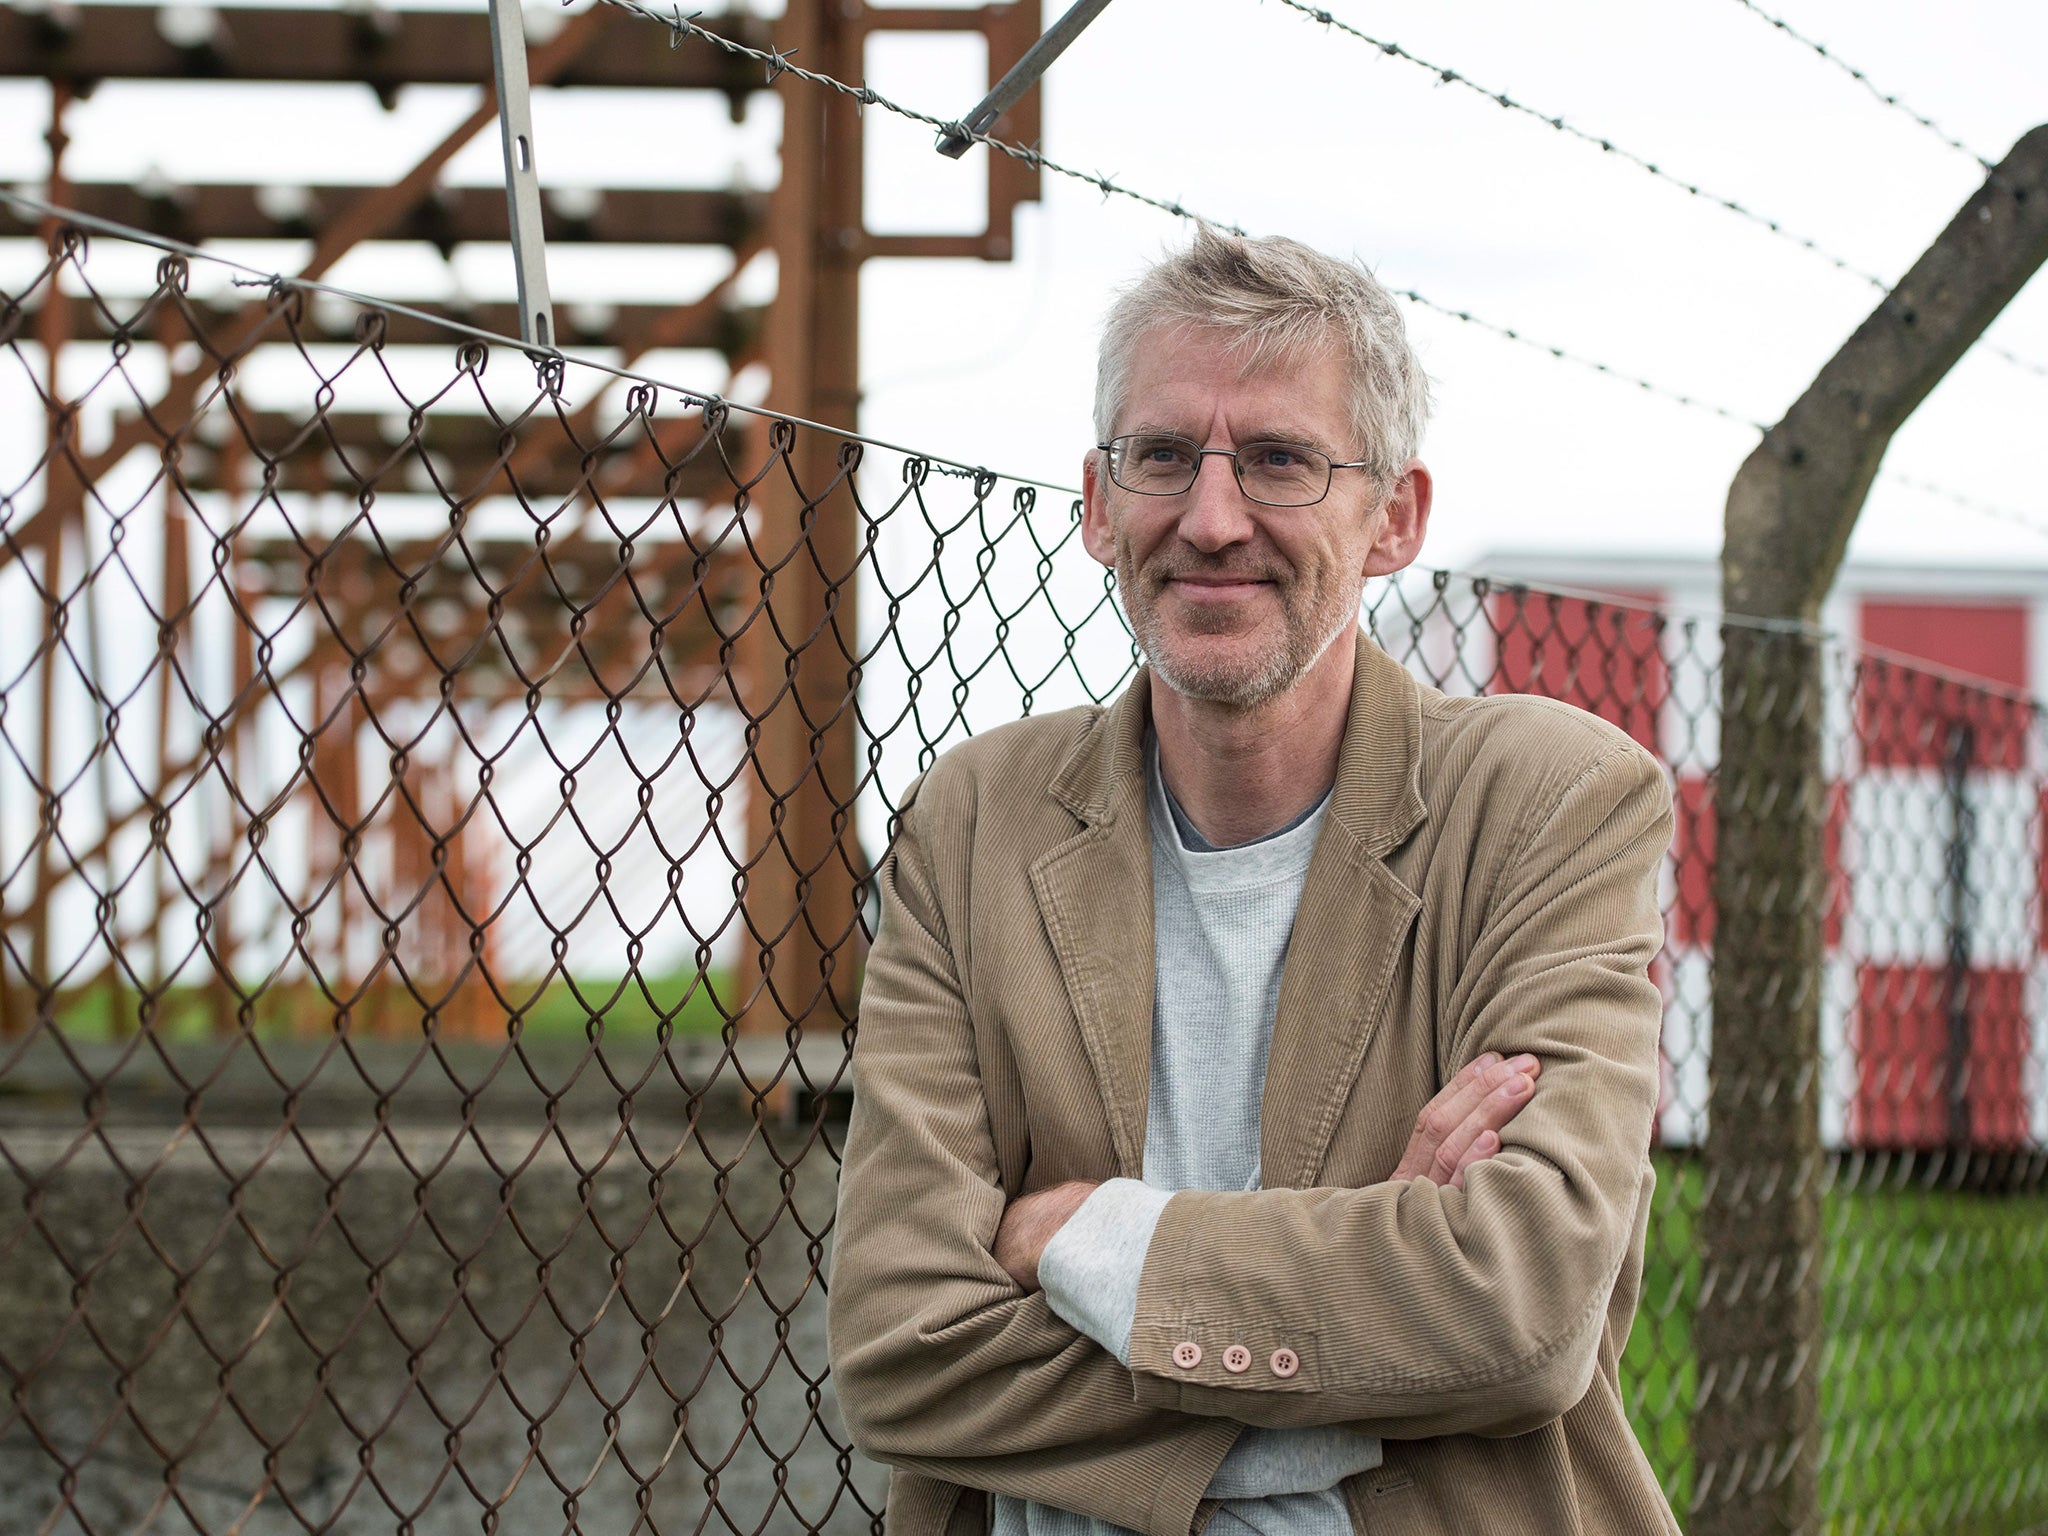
top-left (828, 229), bottom-right (1678, 1536)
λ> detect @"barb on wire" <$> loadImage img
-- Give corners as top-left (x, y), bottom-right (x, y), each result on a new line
top-left (1264, 0), bottom-right (2048, 385)
top-left (615, 0), bottom-right (2048, 399)
top-left (1725, 0), bottom-right (1993, 171)
top-left (622, 1), bottom-right (1246, 235)
top-left (1880, 471), bottom-right (2048, 546)
top-left (1391, 285), bottom-right (2048, 546)
top-left (1268, 0), bottom-right (1889, 287)
top-left (1390, 284), bottom-right (1768, 431)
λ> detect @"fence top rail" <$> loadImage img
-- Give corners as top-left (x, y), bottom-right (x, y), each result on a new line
top-left (1444, 567), bottom-right (2048, 708)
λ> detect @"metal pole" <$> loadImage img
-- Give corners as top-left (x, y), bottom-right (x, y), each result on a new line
top-left (1702, 123), bottom-right (2048, 1536)
top-left (935, 0), bottom-right (1114, 158)
top-left (1942, 718), bottom-right (1975, 1150)
top-left (486, 0), bottom-right (555, 348)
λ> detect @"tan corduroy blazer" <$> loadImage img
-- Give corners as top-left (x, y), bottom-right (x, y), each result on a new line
top-left (829, 634), bottom-right (1681, 1536)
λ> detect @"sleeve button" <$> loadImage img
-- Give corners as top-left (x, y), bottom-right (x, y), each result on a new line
top-left (1222, 1344), bottom-right (1252, 1374)
top-left (1172, 1341), bottom-right (1202, 1370)
top-left (1269, 1347), bottom-right (1300, 1378)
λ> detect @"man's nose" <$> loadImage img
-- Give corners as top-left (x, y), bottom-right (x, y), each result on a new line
top-left (1175, 452), bottom-right (1256, 551)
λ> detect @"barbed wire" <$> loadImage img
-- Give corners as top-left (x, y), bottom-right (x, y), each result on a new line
top-left (1724, 0), bottom-right (1994, 171)
top-left (609, 2), bottom-right (1247, 235)
top-left (1268, 0), bottom-right (1889, 284)
top-left (1388, 285), bottom-right (1768, 431)
top-left (609, 4), bottom-right (1775, 431)
top-left (1880, 470), bottom-right (2048, 545)
top-left (1263, 0), bottom-right (2048, 384)
top-left (15, 50), bottom-right (2048, 551)
top-left (597, 11), bottom-right (2048, 545)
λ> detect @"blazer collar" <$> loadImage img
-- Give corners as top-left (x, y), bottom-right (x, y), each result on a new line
top-left (1032, 632), bottom-right (1430, 1182)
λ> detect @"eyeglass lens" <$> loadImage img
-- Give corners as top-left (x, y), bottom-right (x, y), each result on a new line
top-left (1109, 433), bottom-right (1331, 506)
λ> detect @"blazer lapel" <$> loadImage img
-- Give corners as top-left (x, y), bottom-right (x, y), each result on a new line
top-left (1029, 677), bottom-right (1157, 1177)
top-left (1260, 637), bottom-right (1428, 1190)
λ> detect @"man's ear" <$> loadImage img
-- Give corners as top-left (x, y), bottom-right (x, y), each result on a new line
top-left (1363, 460), bottom-right (1433, 578)
top-left (1080, 451), bottom-right (1117, 569)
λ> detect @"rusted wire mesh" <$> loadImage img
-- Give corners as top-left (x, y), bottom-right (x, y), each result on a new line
top-left (2, 230), bottom-right (2044, 1535)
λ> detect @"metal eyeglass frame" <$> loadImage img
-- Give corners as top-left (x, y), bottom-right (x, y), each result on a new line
top-left (1095, 433), bottom-right (1374, 508)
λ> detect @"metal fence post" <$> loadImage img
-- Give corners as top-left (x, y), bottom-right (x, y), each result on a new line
top-left (1698, 620), bottom-right (1827, 1534)
top-left (1698, 123), bottom-right (2048, 1536)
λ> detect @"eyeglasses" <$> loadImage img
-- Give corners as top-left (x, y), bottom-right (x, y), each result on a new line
top-left (1097, 432), bottom-right (1372, 508)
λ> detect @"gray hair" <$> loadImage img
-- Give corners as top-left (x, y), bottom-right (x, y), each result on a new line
top-left (1093, 226), bottom-right (1432, 487)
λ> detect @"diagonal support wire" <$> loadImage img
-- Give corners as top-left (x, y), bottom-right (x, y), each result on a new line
top-left (487, 0), bottom-right (556, 350)
top-left (935, 0), bottom-right (1116, 159)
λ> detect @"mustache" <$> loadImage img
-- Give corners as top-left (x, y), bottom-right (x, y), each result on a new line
top-left (1140, 551), bottom-right (1291, 589)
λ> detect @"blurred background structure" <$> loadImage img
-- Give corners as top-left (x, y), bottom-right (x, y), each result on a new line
top-left (2, 2), bottom-right (2046, 1533)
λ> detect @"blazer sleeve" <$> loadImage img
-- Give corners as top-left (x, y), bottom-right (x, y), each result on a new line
top-left (1121, 738), bottom-right (1672, 1439)
top-left (826, 781), bottom-right (1237, 1536)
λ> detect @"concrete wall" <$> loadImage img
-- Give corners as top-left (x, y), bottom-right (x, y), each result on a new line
top-left (0, 1035), bottom-right (885, 1535)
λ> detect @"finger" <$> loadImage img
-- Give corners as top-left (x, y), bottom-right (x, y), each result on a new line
top-left (1395, 1052), bottom-right (1538, 1180)
top-left (1448, 1129), bottom-right (1501, 1191)
top-left (1427, 1070), bottom-right (1533, 1185)
top-left (1391, 1052), bottom-right (1504, 1180)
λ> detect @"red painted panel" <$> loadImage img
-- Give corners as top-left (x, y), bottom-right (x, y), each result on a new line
top-left (1662, 777), bottom-right (1847, 951)
top-left (1671, 775), bottom-right (1714, 948)
top-left (1857, 601), bottom-right (2031, 771)
top-left (1824, 780), bottom-right (1851, 952)
top-left (1488, 589), bottom-right (1667, 755)
top-left (1853, 963), bottom-right (2029, 1150)
top-left (1860, 600), bottom-right (2028, 692)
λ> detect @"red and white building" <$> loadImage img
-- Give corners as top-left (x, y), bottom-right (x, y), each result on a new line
top-left (1448, 552), bottom-right (2048, 1152)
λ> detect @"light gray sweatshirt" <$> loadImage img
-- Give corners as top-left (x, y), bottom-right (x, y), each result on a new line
top-left (992, 742), bottom-right (1380, 1536)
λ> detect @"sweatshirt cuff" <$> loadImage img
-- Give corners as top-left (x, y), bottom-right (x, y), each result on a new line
top-left (1038, 1178), bottom-right (1174, 1364)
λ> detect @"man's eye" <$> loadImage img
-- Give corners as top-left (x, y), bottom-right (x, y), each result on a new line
top-left (1132, 438), bottom-right (1194, 466)
top-left (1245, 444), bottom-right (1304, 470)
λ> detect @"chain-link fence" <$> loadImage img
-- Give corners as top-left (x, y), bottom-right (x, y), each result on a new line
top-left (3, 230), bottom-right (2045, 1536)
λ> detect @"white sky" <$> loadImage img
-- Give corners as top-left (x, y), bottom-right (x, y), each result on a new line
top-left (4, 0), bottom-right (2046, 578)
top-left (3, 0), bottom-right (2044, 979)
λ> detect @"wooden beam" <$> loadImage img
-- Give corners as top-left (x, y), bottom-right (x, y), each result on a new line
top-left (0, 6), bottom-right (612, 570)
top-left (0, 5), bottom-right (773, 99)
top-left (4, 182), bottom-right (763, 253)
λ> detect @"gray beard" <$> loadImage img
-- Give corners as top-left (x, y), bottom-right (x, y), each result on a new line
top-left (1125, 579), bottom-right (1360, 710)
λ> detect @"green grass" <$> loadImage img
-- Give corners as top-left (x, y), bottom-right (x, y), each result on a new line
top-left (1626, 1154), bottom-right (2048, 1534)
top-left (25, 968), bottom-right (740, 1044)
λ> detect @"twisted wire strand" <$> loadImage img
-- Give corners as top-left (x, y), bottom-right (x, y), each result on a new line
top-left (1724, 0), bottom-right (1994, 170)
top-left (1389, 285), bottom-right (1768, 431)
top-left (613, 2), bottom-right (1247, 234)
top-left (601, 4), bottom-right (1774, 430)
top-left (1266, 0), bottom-right (2048, 383)
top-left (1881, 471), bottom-right (2048, 545)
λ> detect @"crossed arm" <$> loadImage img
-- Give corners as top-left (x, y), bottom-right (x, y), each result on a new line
top-left (992, 1050), bottom-right (1544, 1290)
top-left (827, 741), bottom-right (1669, 1532)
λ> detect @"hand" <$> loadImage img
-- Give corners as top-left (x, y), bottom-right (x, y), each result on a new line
top-left (993, 1179), bottom-right (1099, 1290)
top-left (1391, 1051), bottom-right (1542, 1190)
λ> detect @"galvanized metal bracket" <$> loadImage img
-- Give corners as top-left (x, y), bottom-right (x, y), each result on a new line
top-left (486, 0), bottom-right (556, 349)
top-left (935, 0), bottom-right (1115, 160)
